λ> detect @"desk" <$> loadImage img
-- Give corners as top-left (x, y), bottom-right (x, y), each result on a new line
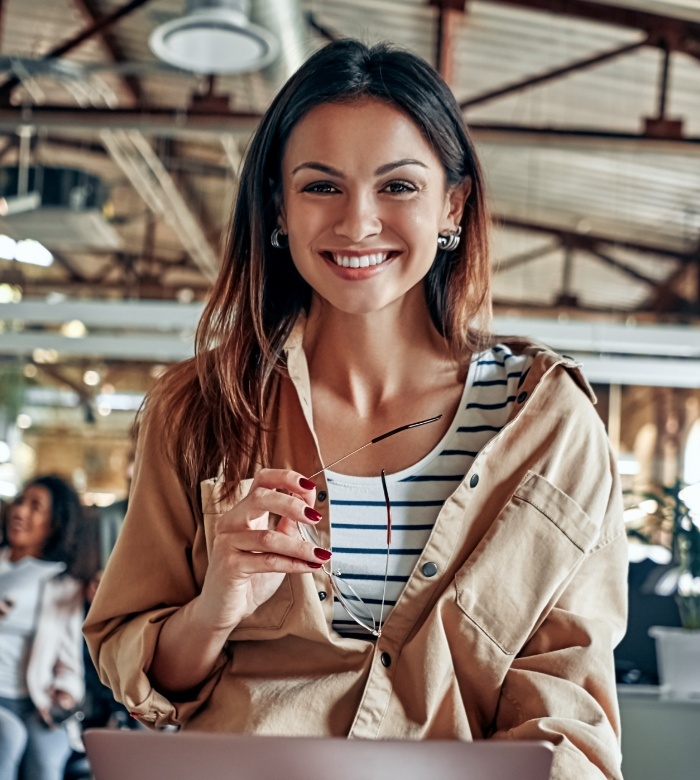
top-left (619, 686), bottom-right (700, 779)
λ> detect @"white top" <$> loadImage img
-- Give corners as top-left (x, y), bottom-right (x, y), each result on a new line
top-left (0, 549), bottom-right (65, 698)
top-left (326, 345), bottom-right (532, 637)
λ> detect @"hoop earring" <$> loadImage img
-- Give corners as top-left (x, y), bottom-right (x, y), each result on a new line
top-left (271, 228), bottom-right (288, 249)
top-left (437, 226), bottom-right (461, 252)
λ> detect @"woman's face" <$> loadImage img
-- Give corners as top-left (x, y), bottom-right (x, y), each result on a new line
top-left (7, 484), bottom-right (53, 559)
top-left (279, 98), bottom-right (466, 317)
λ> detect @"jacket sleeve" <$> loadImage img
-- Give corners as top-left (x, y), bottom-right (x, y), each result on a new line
top-left (83, 406), bottom-right (225, 728)
top-left (491, 432), bottom-right (628, 779)
top-left (53, 579), bottom-right (86, 705)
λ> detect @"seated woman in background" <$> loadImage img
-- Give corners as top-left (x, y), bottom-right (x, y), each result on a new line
top-left (84, 39), bottom-right (627, 779)
top-left (0, 475), bottom-right (85, 780)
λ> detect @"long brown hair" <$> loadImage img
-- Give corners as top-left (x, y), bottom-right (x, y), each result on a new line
top-left (152, 39), bottom-right (493, 491)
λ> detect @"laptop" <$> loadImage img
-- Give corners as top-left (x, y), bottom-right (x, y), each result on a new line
top-left (83, 729), bottom-right (553, 780)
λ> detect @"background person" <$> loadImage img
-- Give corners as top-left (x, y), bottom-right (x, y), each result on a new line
top-left (84, 39), bottom-right (627, 779)
top-left (0, 475), bottom-right (85, 780)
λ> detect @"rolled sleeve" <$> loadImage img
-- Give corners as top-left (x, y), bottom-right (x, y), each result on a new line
top-left (83, 402), bottom-right (219, 728)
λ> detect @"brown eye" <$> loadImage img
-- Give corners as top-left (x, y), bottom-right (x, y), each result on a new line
top-left (383, 181), bottom-right (417, 194)
top-left (303, 182), bottom-right (338, 194)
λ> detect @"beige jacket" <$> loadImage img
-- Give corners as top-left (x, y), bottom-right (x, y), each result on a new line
top-left (84, 324), bottom-right (628, 780)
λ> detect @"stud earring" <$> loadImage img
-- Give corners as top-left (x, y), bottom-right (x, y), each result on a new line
top-left (437, 226), bottom-right (461, 251)
top-left (271, 228), bottom-right (288, 249)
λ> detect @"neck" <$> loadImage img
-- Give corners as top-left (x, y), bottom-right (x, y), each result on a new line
top-left (8, 547), bottom-right (40, 563)
top-left (303, 288), bottom-right (457, 416)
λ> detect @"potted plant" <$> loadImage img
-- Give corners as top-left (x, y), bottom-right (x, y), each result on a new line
top-left (646, 481), bottom-right (700, 697)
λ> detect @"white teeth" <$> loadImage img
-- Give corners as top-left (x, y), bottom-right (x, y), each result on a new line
top-left (333, 252), bottom-right (389, 268)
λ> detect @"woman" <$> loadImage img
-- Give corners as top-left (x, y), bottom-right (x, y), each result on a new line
top-left (84, 40), bottom-right (627, 779)
top-left (0, 475), bottom-right (85, 780)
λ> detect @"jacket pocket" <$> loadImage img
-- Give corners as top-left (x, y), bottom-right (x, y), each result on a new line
top-left (199, 476), bottom-right (294, 634)
top-left (455, 470), bottom-right (599, 655)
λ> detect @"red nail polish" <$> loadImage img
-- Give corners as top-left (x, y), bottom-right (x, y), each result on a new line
top-left (308, 562), bottom-right (323, 569)
top-left (314, 547), bottom-right (332, 561)
top-left (299, 477), bottom-right (316, 490)
top-left (304, 507), bottom-right (323, 522)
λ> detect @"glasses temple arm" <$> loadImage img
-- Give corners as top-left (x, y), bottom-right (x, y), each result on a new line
top-left (307, 414), bottom-right (443, 479)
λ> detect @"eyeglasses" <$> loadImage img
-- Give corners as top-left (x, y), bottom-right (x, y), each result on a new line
top-left (299, 414), bottom-right (442, 637)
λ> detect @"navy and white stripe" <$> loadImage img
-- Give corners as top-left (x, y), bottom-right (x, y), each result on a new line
top-left (325, 345), bottom-right (532, 638)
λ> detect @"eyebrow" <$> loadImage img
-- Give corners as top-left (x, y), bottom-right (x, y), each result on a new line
top-left (291, 158), bottom-right (429, 177)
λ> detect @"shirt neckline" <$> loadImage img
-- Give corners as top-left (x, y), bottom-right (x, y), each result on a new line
top-left (326, 351), bottom-right (482, 485)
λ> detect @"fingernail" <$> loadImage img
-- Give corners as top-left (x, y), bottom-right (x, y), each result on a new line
top-left (299, 477), bottom-right (316, 490)
top-left (307, 562), bottom-right (323, 569)
top-left (314, 547), bottom-right (332, 561)
top-left (304, 507), bottom-right (323, 522)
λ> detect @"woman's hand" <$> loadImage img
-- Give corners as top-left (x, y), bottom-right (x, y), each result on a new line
top-left (39, 690), bottom-right (77, 727)
top-left (0, 598), bottom-right (13, 617)
top-left (192, 469), bottom-right (329, 633)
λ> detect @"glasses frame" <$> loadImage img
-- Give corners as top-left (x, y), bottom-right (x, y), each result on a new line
top-left (299, 415), bottom-right (442, 637)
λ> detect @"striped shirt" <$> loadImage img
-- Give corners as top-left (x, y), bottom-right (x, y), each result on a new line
top-left (326, 345), bottom-right (531, 638)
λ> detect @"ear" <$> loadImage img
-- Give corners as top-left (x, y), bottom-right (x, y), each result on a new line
top-left (273, 186), bottom-right (288, 233)
top-left (441, 175), bottom-right (472, 232)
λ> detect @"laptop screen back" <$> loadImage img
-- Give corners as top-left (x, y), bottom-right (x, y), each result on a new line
top-left (83, 729), bottom-right (553, 780)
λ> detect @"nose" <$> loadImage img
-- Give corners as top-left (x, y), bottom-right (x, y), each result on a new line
top-left (333, 191), bottom-right (381, 243)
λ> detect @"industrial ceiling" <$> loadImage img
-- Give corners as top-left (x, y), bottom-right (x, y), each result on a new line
top-left (0, 0), bottom-right (698, 340)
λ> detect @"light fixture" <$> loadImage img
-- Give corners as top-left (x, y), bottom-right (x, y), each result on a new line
top-left (61, 320), bottom-right (87, 339)
top-left (16, 414), bottom-right (32, 430)
top-left (149, 0), bottom-right (279, 74)
top-left (0, 191), bottom-right (41, 217)
top-left (0, 234), bottom-right (54, 267)
top-left (83, 369), bottom-right (101, 387)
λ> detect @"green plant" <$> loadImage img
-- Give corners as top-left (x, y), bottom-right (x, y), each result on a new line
top-left (624, 480), bottom-right (700, 630)
top-left (673, 481), bottom-right (700, 630)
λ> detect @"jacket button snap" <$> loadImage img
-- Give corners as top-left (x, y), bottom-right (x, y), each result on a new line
top-left (380, 652), bottom-right (391, 668)
top-left (517, 391), bottom-right (528, 403)
top-left (469, 473), bottom-right (479, 488)
top-left (318, 591), bottom-right (327, 601)
top-left (421, 562), bottom-right (438, 577)
top-left (317, 490), bottom-right (327, 502)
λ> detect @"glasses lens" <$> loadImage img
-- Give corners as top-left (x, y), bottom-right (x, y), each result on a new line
top-left (297, 521), bottom-right (321, 547)
top-left (299, 521), bottom-right (378, 634)
top-left (330, 573), bottom-right (378, 635)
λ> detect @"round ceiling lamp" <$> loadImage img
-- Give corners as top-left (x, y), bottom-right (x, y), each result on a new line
top-left (149, 0), bottom-right (279, 75)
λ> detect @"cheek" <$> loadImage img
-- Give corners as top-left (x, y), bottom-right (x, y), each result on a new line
top-left (33, 515), bottom-right (53, 542)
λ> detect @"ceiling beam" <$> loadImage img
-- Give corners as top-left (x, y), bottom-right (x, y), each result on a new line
top-left (3, 107), bottom-right (700, 153)
top-left (0, 0), bottom-right (155, 106)
top-left (460, 38), bottom-right (647, 110)
top-left (434, 2), bottom-right (463, 86)
top-left (71, 0), bottom-right (144, 106)
top-left (100, 129), bottom-right (220, 279)
top-left (0, 106), bottom-right (261, 135)
top-left (496, 216), bottom-right (695, 262)
top-left (494, 241), bottom-right (561, 273)
top-left (489, 0), bottom-right (700, 52)
top-left (5, 123), bottom-right (700, 156)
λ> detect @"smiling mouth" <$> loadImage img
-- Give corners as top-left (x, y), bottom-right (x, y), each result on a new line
top-left (323, 251), bottom-right (396, 269)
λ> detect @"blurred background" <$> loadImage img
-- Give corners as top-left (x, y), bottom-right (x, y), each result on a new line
top-left (0, 2), bottom-right (699, 776)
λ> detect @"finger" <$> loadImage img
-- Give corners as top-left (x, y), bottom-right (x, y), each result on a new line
top-left (222, 527), bottom-right (331, 567)
top-left (38, 708), bottom-right (53, 727)
top-left (233, 550), bottom-right (329, 576)
top-left (54, 691), bottom-right (75, 709)
top-left (223, 486), bottom-right (322, 530)
top-left (252, 468), bottom-right (317, 504)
